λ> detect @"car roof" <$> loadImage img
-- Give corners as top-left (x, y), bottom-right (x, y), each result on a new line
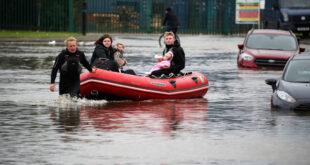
top-left (291, 53), bottom-right (310, 60)
top-left (250, 29), bottom-right (292, 36)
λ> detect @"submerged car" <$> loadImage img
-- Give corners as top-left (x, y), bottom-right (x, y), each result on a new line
top-left (265, 53), bottom-right (310, 110)
top-left (237, 29), bottom-right (305, 68)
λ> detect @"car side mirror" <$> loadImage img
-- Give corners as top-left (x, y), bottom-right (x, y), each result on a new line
top-left (299, 47), bottom-right (305, 53)
top-left (265, 79), bottom-right (277, 91)
top-left (238, 44), bottom-right (244, 50)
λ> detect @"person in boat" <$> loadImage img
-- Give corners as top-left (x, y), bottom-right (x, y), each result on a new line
top-left (150, 32), bottom-right (185, 77)
top-left (114, 43), bottom-right (127, 72)
top-left (50, 37), bottom-right (94, 98)
top-left (90, 34), bottom-right (119, 72)
top-left (113, 42), bottom-right (136, 75)
top-left (146, 51), bottom-right (173, 76)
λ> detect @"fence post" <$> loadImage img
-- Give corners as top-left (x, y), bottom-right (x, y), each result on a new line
top-left (207, 0), bottom-right (215, 34)
top-left (140, 0), bottom-right (152, 33)
top-left (224, 0), bottom-right (229, 35)
top-left (82, 0), bottom-right (87, 35)
top-left (146, 0), bottom-right (152, 33)
top-left (69, 0), bottom-right (74, 32)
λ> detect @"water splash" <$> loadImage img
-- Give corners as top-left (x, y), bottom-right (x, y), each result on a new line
top-left (53, 95), bottom-right (108, 109)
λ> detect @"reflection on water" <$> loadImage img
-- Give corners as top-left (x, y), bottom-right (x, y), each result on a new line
top-left (50, 107), bottom-right (80, 132)
top-left (80, 99), bottom-right (207, 135)
top-left (50, 98), bottom-right (207, 136)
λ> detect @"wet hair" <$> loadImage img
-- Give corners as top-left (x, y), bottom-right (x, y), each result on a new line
top-left (65, 36), bottom-right (77, 46)
top-left (95, 34), bottom-right (113, 45)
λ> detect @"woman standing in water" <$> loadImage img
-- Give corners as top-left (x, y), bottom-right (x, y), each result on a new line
top-left (50, 37), bottom-right (93, 98)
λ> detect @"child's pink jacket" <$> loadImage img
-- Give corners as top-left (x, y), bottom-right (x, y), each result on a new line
top-left (145, 61), bottom-right (171, 75)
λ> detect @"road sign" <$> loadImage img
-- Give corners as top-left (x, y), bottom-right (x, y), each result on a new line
top-left (236, 0), bottom-right (260, 24)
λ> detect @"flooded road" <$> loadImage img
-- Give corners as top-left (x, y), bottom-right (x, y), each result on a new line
top-left (1, 35), bottom-right (310, 165)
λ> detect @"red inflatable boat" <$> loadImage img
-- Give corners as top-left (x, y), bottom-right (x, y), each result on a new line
top-left (80, 69), bottom-right (209, 100)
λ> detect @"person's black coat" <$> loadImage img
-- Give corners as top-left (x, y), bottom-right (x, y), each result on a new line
top-left (162, 11), bottom-right (179, 28)
top-left (90, 44), bottom-right (118, 71)
top-left (90, 44), bottom-right (116, 66)
top-left (163, 40), bottom-right (185, 74)
top-left (150, 40), bottom-right (185, 76)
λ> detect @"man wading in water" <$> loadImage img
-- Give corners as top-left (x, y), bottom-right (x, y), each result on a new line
top-left (50, 37), bottom-right (94, 98)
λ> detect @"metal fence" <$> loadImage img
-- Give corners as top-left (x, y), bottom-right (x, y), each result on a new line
top-left (0, 0), bottom-right (252, 35)
top-left (0, 0), bottom-right (76, 32)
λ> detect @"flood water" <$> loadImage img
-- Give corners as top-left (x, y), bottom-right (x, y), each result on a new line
top-left (1, 35), bottom-right (310, 165)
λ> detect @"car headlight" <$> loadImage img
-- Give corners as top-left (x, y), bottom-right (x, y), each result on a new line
top-left (240, 53), bottom-right (254, 61)
top-left (283, 12), bottom-right (289, 22)
top-left (276, 90), bottom-right (296, 103)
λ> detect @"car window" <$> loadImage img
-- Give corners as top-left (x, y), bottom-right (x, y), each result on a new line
top-left (284, 60), bottom-right (310, 82)
top-left (246, 34), bottom-right (297, 51)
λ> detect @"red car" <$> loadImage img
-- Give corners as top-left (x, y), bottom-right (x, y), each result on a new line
top-left (237, 29), bottom-right (305, 68)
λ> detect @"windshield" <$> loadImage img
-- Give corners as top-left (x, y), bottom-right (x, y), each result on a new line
top-left (284, 59), bottom-right (310, 82)
top-left (280, 0), bottom-right (310, 9)
top-left (246, 34), bottom-right (297, 51)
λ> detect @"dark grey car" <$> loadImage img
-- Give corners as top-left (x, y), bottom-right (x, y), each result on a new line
top-left (266, 53), bottom-right (310, 110)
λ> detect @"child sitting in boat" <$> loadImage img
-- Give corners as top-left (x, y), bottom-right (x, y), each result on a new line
top-left (113, 43), bottom-right (136, 75)
top-left (113, 43), bottom-right (128, 72)
top-left (146, 51), bottom-right (173, 76)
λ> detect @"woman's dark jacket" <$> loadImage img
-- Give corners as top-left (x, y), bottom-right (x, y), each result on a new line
top-left (90, 43), bottom-right (117, 66)
top-left (163, 40), bottom-right (185, 74)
